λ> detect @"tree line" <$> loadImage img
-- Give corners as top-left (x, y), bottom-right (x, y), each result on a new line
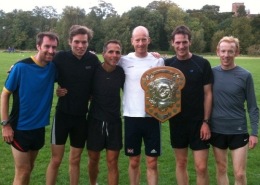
top-left (0, 0), bottom-right (259, 55)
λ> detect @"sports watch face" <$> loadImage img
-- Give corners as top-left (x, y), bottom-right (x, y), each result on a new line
top-left (1, 120), bottom-right (8, 126)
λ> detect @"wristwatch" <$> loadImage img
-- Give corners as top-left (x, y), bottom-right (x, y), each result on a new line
top-left (203, 119), bottom-right (210, 124)
top-left (1, 120), bottom-right (9, 126)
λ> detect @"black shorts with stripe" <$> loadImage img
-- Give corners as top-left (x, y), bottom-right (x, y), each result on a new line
top-left (50, 110), bottom-right (87, 148)
top-left (87, 117), bottom-right (122, 151)
top-left (10, 127), bottom-right (45, 152)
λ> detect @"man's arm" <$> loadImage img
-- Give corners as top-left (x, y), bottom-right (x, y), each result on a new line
top-left (200, 83), bottom-right (212, 140)
top-left (246, 74), bottom-right (259, 149)
top-left (1, 88), bottom-right (14, 143)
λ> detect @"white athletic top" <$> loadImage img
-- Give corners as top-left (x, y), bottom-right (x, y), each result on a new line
top-left (118, 52), bottom-right (164, 117)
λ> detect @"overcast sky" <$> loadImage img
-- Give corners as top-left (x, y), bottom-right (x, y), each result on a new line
top-left (1, 0), bottom-right (259, 15)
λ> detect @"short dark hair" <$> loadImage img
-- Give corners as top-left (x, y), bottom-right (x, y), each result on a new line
top-left (171, 25), bottom-right (192, 42)
top-left (36, 32), bottom-right (59, 46)
top-left (103, 40), bottom-right (122, 53)
top-left (69, 25), bottom-right (93, 42)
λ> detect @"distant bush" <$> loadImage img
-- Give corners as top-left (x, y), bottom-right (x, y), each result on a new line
top-left (247, 44), bottom-right (260, 56)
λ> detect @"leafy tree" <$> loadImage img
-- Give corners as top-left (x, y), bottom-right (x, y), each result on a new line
top-left (211, 30), bottom-right (226, 52)
top-left (237, 5), bottom-right (247, 17)
top-left (32, 6), bottom-right (59, 32)
top-left (101, 15), bottom-right (131, 54)
top-left (190, 29), bottom-right (206, 53)
top-left (164, 5), bottom-right (187, 45)
top-left (0, 10), bottom-right (8, 48)
top-left (8, 10), bottom-right (36, 49)
top-left (85, 10), bottom-right (105, 52)
top-left (186, 5), bottom-right (224, 52)
top-left (201, 4), bottom-right (220, 13)
top-left (217, 18), bottom-right (232, 32)
top-left (216, 12), bottom-right (234, 23)
top-left (89, 0), bottom-right (117, 19)
top-left (184, 17), bottom-right (207, 53)
top-left (87, 1), bottom-right (118, 52)
top-left (147, 0), bottom-right (178, 50)
top-left (228, 17), bottom-right (253, 54)
top-left (250, 15), bottom-right (260, 44)
top-left (122, 7), bottom-right (163, 51)
top-left (185, 14), bottom-right (217, 52)
top-left (56, 6), bottom-right (86, 50)
top-left (0, 0), bottom-right (259, 54)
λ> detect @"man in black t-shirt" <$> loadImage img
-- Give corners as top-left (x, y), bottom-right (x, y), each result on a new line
top-left (46, 25), bottom-right (100, 185)
top-left (87, 40), bottom-right (125, 185)
top-left (164, 25), bottom-right (213, 185)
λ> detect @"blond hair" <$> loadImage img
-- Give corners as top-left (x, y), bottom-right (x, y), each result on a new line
top-left (217, 36), bottom-right (240, 52)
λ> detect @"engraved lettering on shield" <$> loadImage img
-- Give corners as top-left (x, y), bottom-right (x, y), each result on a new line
top-left (141, 67), bottom-right (185, 122)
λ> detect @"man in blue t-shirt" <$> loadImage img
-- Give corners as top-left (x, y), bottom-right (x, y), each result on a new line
top-left (1, 32), bottom-right (59, 185)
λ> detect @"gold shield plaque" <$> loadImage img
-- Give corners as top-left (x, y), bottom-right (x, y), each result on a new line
top-left (140, 66), bottom-right (185, 122)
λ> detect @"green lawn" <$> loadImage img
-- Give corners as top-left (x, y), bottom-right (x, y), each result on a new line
top-left (0, 52), bottom-right (259, 184)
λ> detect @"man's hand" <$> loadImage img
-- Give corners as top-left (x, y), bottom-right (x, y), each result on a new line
top-left (2, 124), bottom-right (14, 143)
top-left (150, 52), bottom-right (161, 59)
top-left (249, 135), bottom-right (258, 149)
top-left (56, 86), bottom-right (68, 97)
top-left (200, 123), bottom-right (211, 140)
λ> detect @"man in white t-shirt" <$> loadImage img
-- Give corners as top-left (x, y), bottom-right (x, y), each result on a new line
top-left (118, 26), bottom-right (164, 185)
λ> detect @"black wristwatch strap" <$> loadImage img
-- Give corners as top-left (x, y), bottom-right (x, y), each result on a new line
top-left (203, 119), bottom-right (210, 124)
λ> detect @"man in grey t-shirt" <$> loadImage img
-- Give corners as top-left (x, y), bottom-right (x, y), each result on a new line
top-left (210, 36), bottom-right (259, 185)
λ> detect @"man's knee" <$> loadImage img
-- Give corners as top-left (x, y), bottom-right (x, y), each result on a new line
top-left (146, 157), bottom-right (158, 170)
top-left (70, 149), bottom-right (83, 166)
top-left (234, 171), bottom-right (246, 182)
top-left (217, 164), bottom-right (228, 175)
top-left (50, 156), bottom-right (63, 168)
top-left (129, 156), bottom-right (141, 169)
top-left (195, 164), bottom-right (208, 176)
top-left (16, 164), bottom-right (32, 177)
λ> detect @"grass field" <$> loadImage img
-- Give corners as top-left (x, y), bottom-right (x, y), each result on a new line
top-left (0, 52), bottom-right (259, 185)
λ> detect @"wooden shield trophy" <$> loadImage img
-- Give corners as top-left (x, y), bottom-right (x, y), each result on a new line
top-left (140, 66), bottom-right (185, 122)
